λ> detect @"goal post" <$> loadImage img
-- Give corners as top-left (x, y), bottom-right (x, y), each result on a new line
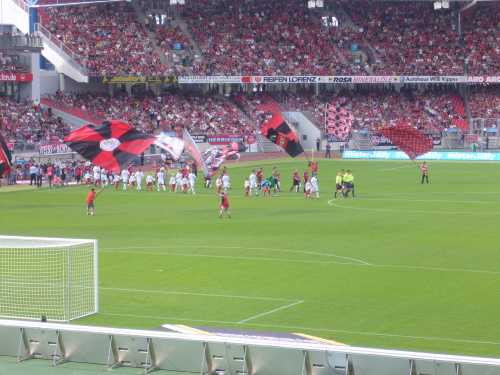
top-left (0, 235), bottom-right (98, 322)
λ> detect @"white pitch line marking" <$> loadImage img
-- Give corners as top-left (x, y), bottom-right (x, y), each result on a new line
top-left (105, 245), bottom-right (371, 266)
top-left (102, 249), bottom-right (363, 267)
top-left (237, 300), bottom-right (305, 324)
top-left (101, 247), bottom-right (500, 276)
top-left (99, 312), bottom-right (500, 346)
top-left (99, 287), bottom-right (296, 302)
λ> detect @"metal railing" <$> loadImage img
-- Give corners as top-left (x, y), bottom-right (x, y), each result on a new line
top-left (34, 23), bottom-right (89, 76)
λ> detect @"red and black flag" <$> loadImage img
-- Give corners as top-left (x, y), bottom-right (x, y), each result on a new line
top-left (378, 122), bottom-right (433, 160)
top-left (0, 133), bottom-right (12, 177)
top-left (65, 120), bottom-right (154, 172)
top-left (260, 113), bottom-right (304, 157)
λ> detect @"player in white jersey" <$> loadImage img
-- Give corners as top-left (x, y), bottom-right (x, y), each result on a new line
top-left (113, 174), bottom-right (121, 190)
top-left (157, 168), bottom-right (166, 191)
top-left (135, 169), bottom-right (144, 191)
top-left (169, 174), bottom-right (176, 192)
top-left (121, 169), bottom-right (130, 191)
top-left (175, 171), bottom-right (182, 192)
top-left (188, 172), bottom-right (197, 194)
top-left (221, 173), bottom-right (230, 192)
top-left (304, 180), bottom-right (312, 199)
top-left (310, 175), bottom-right (319, 199)
top-left (128, 173), bottom-right (136, 188)
top-left (84, 172), bottom-right (92, 184)
top-left (100, 169), bottom-right (108, 187)
top-left (244, 179), bottom-right (250, 197)
top-left (146, 174), bottom-right (154, 192)
top-left (215, 176), bottom-right (223, 194)
top-left (93, 165), bottom-right (101, 186)
top-left (249, 170), bottom-right (257, 196)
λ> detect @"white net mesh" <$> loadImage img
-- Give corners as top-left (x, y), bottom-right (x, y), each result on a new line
top-left (0, 236), bottom-right (98, 321)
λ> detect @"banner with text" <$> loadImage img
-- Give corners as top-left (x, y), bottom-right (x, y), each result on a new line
top-left (343, 150), bottom-right (500, 161)
top-left (39, 143), bottom-right (73, 155)
top-left (0, 72), bottom-right (33, 82)
top-left (207, 134), bottom-right (244, 145)
top-left (178, 75), bottom-right (500, 85)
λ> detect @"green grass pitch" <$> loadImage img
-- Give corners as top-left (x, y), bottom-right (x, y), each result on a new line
top-left (1, 158), bottom-right (499, 358)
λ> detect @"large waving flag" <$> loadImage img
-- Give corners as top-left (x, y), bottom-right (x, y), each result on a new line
top-left (0, 133), bottom-right (12, 177)
top-left (378, 122), bottom-right (433, 160)
top-left (183, 129), bottom-right (208, 176)
top-left (65, 120), bottom-right (154, 172)
top-left (260, 113), bottom-right (304, 157)
top-left (155, 132), bottom-right (185, 160)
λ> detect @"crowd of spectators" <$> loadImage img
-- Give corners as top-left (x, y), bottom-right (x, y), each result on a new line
top-left (47, 92), bottom-right (255, 136)
top-left (462, 3), bottom-right (500, 75)
top-left (469, 89), bottom-right (500, 119)
top-left (40, 3), bottom-right (166, 76)
top-left (0, 98), bottom-right (71, 148)
top-left (341, 0), bottom-right (465, 75)
top-left (272, 90), bottom-right (468, 134)
top-left (182, 0), bottom-right (362, 75)
top-left (37, 0), bottom-right (499, 76)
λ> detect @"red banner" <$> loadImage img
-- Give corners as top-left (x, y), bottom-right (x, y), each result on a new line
top-left (0, 72), bottom-right (33, 82)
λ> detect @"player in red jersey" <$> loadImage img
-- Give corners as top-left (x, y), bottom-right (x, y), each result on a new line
top-left (290, 169), bottom-right (301, 192)
top-left (86, 187), bottom-right (103, 216)
top-left (420, 162), bottom-right (429, 184)
top-left (219, 192), bottom-right (231, 218)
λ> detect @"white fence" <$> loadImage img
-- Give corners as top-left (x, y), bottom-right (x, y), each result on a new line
top-left (0, 319), bottom-right (499, 374)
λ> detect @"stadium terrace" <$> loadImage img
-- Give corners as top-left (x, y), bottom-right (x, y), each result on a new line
top-left (0, 0), bottom-right (499, 374)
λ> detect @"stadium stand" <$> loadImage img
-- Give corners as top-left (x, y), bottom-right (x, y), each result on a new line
top-left (462, 2), bottom-right (500, 75)
top-left (341, 0), bottom-right (465, 75)
top-left (0, 98), bottom-right (71, 148)
top-left (44, 92), bottom-right (255, 136)
top-left (469, 89), bottom-right (500, 119)
top-left (39, 3), bottom-right (167, 76)
top-left (182, 0), bottom-right (364, 75)
top-left (271, 91), bottom-right (468, 134)
top-left (33, 0), bottom-right (499, 76)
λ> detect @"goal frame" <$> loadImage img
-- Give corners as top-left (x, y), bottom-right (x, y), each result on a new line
top-left (0, 235), bottom-right (99, 322)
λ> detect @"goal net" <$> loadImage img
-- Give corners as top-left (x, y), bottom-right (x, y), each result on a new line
top-left (0, 235), bottom-right (98, 322)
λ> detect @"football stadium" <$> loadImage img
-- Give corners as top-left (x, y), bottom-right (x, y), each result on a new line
top-left (0, 0), bottom-right (499, 374)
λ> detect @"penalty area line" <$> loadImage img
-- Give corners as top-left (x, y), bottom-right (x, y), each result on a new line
top-left (99, 286), bottom-right (297, 302)
top-left (237, 300), bottom-right (305, 324)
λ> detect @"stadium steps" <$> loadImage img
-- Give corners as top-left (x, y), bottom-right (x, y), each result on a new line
top-left (131, 1), bottom-right (170, 68)
top-left (256, 134), bottom-right (283, 153)
top-left (174, 18), bottom-right (204, 65)
top-left (34, 23), bottom-right (89, 83)
top-left (336, 6), bottom-right (379, 74)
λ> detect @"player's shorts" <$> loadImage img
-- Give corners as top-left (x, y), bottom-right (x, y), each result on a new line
top-left (336, 184), bottom-right (342, 190)
top-left (87, 202), bottom-right (94, 209)
top-left (293, 180), bottom-right (300, 186)
top-left (344, 182), bottom-right (353, 189)
top-left (220, 205), bottom-right (229, 210)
